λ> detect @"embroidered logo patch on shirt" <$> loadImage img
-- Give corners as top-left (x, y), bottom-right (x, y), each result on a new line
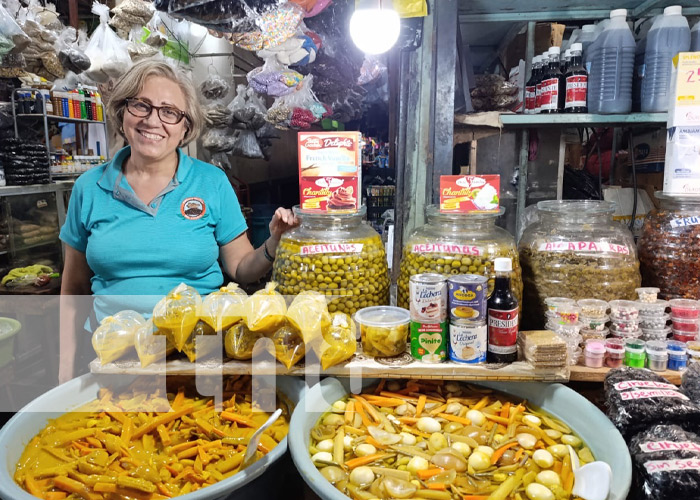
top-left (181, 197), bottom-right (206, 220)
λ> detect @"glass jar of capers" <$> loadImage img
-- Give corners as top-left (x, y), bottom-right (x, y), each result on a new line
top-left (638, 193), bottom-right (700, 301)
top-left (272, 206), bottom-right (390, 315)
top-left (519, 200), bottom-right (641, 329)
top-left (397, 206), bottom-right (522, 309)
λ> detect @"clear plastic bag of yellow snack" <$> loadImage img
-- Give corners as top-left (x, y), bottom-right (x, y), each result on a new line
top-left (152, 283), bottom-right (202, 351)
top-left (92, 310), bottom-right (146, 365)
top-left (287, 290), bottom-right (331, 344)
top-left (134, 319), bottom-right (176, 368)
top-left (320, 312), bottom-right (357, 369)
top-left (200, 282), bottom-right (248, 331)
top-left (224, 322), bottom-right (265, 360)
top-left (244, 282), bottom-right (287, 333)
top-left (182, 320), bottom-right (220, 362)
top-left (270, 321), bottom-right (306, 369)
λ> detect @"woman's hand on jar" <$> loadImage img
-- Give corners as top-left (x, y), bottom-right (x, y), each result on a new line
top-left (269, 207), bottom-right (298, 241)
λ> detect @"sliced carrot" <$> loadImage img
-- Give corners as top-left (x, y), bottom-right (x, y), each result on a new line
top-left (553, 460), bottom-right (563, 474)
top-left (354, 401), bottom-right (373, 429)
top-left (362, 396), bottom-right (405, 407)
top-left (380, 391), bottom-right (420, 402)
top-left (45, 493), bottom-right (68, 500)
top-left (427, 483), bottom-right (447, 491)
top-left (220, 412), bottom-right (256, 427)
top-left (483, 413), bottom-right (510, 425)
top-left (177, 446), bottom-right (200, 459)
top-left (490, 441), bottom-right (518, 465)
top-left (500, 402), bottom-right (511, 419)
top-left (401, 425), bottom-right (431, 439)
top-left (172, 387), bottom-right (185, 410)
top-left (171, 441), bottom-right (199, 453)
top-left (93, 483), bottom-right (117, 493)
top-left (365, 436), bottom-right (387, 449)
top-left (437, 413), bottom-right (472, 426)
top-left (398, 417), bottom-right (419, 424)
top-left (416, 468), bottom-right (443, 480)
top-left (132, 406), bottom-right (195, 439)
top-left (463, 496), bottom-right (489, 500)
top-left (513, 448), bottom-right (525, 463)
top-left (415, 395), bottom-right (427, 417)
top-left (24, 475), bottom-right (44, 498)
top-left (344, 453), bottom-right (390, 469)
top-left (353, 395), bottom-right (382, 424)
top-left (156, 424), bottom-right (171, 446)
top-left (120, 417), bottom-right (133, 444)
top-left (429, 403), bottom-right (448, 416)
top-left (472, 396), bottom-right (490, 410)
top-left (157, 483), bottom-right (174, 497)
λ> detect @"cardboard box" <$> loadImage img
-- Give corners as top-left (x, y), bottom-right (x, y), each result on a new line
top-left (439, 175), bottom-right (500, 213)
top-left (501, 23), bottom-right (565, 74)
top-left (298, 132), bottom-right (362, 212)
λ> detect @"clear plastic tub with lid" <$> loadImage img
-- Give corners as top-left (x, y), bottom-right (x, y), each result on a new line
top-left (272, 206), bottom-right (390, 315)
top-left (609, 300), bottom-right (639, 320)
top-left (638, 193), bottom-right (700, 300)
top-left (355, 306), bottom-right (410, 357)
top-left (639, 313), bottom-right (670, 330)
top-left (636, 287), bottom-right (660, 303)
top-left (637, 299), bottom-right (669, 317)
top-left (519, 200), bottom-right (641, 328)
top-left (580, 315), bottom-right (609, 331)
top-left (397, 206), bottom-right (521, 309)
top-left (669, 298), bottom-right (700, 319)
top-left (641, 326), bottom-right (671, 341)
top-left (577, 298), bottom-right (609, 318)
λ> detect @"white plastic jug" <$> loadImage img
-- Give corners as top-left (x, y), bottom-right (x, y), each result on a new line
top-left (691, 19), bottom-right (700, 52)
top-left (641, 5), bottom-right (690, 113)
top-left (580, 24), bottom-right (597, 72)
top-left (588, 9), bottom-right (636, 114)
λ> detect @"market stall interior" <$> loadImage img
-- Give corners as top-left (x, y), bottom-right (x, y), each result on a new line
top-left (1, 0), bottom-right (700, 499)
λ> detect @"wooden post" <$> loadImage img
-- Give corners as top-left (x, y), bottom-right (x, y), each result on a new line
top-left (68, 0), bottom-right (79, 29)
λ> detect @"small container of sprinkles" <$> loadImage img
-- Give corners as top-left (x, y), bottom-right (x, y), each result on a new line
top-left (667, 340), bottom-right (688, 371)
top-left (624, 338), bottom-right (646, 368)
top-left (645, 340), bottom-right (668, 372)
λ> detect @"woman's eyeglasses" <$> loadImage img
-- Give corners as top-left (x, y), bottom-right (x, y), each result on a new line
top-left (125, 98), bottom-right (188, 125)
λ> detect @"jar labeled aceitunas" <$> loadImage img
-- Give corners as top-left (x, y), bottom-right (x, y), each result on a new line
top-left (397, 206), bottom-right (522, 309)
top-left (519, 200), bottom-right (641, 329)
top-left (638, 193), bottom-right (700, 300)
top-left (272, 206), bottom-right (389, 315)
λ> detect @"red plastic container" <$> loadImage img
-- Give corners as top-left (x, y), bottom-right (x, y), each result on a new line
top-left (669, 299), bottom-right (700, 319)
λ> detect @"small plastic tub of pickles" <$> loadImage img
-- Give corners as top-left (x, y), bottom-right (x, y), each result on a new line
top-left (355, 306), bottom-right (410, 357)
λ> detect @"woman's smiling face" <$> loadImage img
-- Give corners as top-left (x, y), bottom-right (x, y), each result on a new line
top-left (122, 76), bottom-right (189, 162)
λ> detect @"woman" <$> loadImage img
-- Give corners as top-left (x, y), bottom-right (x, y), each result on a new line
top-left (59, 60), bottom-right (296, 383)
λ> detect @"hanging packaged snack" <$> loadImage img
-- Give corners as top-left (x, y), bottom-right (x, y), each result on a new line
top-left (200, 282), bottom-right (247, 332)
top-left (202, 128), bottom-right (237, 153)
top-left (257, 34), bottom-right (318, 66)
top-left (200, 66), bottom-right (230, 100)
top-left (134, 319), bottom-right (175, 367)
top-left (629, 425), bottom-right (700, 500)
top-left (0, 4), bottom-right (30, 56)
top-left (55, 27), bottom-right (91, 74)
top-left (604, 367), bottom-right (700, 439)
top-left (204, 102), bottom-right (233, 128)
top-left (320, 312), bottom-right (357, 369)
top-left (247, 59), bottom-right (303, 97)
top-left (269, 321), bottom-right (306, 369)
top-left (152, 283), bottom-right (202, 351)
top-left (84, 2), bottom-right (131, 83)
top-left (110, 0), bottom-right (154, 33)
top-left (91, 310), bottom-right (147, 365)
top-left (224, 322), bottom-right (265, 360)
top-left (243, 282), bottom-right (287, 333)
top-left (231, 129), bottom-right (265, 159)
top-left (286, 290), bottom-right (331, 345)
top-left (231, 2), bottom-right (304, 51)
top-left (181, 320), bottom-right (219, 362)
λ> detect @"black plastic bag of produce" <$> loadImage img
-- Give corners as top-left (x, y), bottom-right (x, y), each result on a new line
top-left (629, 424), bottom-right (700, 500)
top-left (167, 0), bottom-right (282, 33)
top-left (682, 362), bottom-right (700, 403)
top-left (605, 367), bottom-right (700, 439)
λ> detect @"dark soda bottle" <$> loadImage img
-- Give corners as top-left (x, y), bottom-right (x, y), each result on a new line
top-left (564, 42), bottom-right (588, 113)
top-left (525, 55), bottom-right (540, 114)
top-left (487, 258), bottom-right (519, 363)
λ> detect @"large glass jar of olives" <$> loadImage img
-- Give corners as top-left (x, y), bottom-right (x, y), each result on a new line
top-left (397, 206), bottom-right (522, 309)
top-left (272, 206), bottom-right (389, 315)
top-left (638, 193), bottom-right (700, 300)
top-left (519, 200), bottom-right (641, 329)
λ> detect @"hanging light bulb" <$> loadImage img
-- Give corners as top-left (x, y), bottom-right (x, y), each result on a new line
top-left (349, 0), bottom-right (401, 55)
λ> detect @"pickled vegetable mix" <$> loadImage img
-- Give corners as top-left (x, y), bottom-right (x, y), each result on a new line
top-left (15, 376), bottom-right (290, 499)
top-left (310, 380), bottom-right (594, 500)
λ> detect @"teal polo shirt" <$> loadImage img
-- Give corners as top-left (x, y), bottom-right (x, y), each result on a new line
top-left (60, 146), bottom-right (248, 324)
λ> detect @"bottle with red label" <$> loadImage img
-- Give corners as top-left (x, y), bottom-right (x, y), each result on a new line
top-left (487, 257), bottom-right (519, 363)
top-left (535, 52), bottom-right (549, 114)
top-left (564, 42), bottom-right (588, 113)
top-left (541, 46), bottom-right (565, 113)
top-left (525, 55), bottom-right (541, 114)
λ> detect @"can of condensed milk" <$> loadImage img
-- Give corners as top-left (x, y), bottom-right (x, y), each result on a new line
top-left (448, 320), bottom-right (487, 363)
top-left (448, 274), bottom-right (488, 322)
top-left (409, 273), bottom-right (447, 322)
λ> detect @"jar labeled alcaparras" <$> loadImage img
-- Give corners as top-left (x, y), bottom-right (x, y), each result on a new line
top-left (519, 200), bottom-right (641, 329)
top-left (397, 206), bottom-right (522, 309)
top-left (272, 206), bottom-right (390, 315)
top-left (638, 193), bottom-right (700, 300)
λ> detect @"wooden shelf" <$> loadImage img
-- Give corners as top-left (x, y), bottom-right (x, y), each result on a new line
top-left (90, 352), bottom-right (569, 382)
top-left (454, 112), bottom-right (668, 129)
top-left (570, 365), bottom-right (682, 385)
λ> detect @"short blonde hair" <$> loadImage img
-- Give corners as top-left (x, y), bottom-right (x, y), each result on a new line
top-left (106, 60), bottom-right (204, 146)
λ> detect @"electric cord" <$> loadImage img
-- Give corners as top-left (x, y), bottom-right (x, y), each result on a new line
top-left (628, 129), bottom-right (638, 232)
